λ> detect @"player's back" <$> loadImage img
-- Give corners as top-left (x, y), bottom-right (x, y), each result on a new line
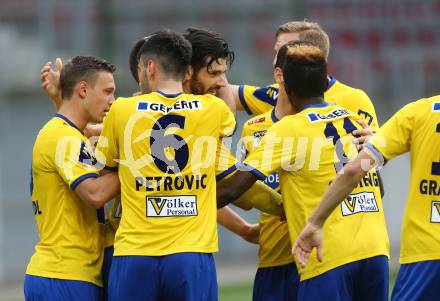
top-left (245, 103), bottom-right (389, 280)
top-left (28, 115), bottom-right (104, 286)
top-left (97, 91), bottom-right (236, 257)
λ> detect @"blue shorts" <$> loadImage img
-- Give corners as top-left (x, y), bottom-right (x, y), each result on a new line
top-left (391, 260), bottom-right (440, 301)
top-left (102, 246), bottom-right (114, 300)
top-left (253, 262), bottom-right (299, 301)
top-left (24, 274), bottom-right (102, 301)
top-left (108, 253), bottom-right (217, 301)
top-left (298, 255), bottom-right (389, 301)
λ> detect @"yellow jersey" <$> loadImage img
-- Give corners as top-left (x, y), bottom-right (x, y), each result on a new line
top-left (367, 96), bottom-right (440, 264)
top-left (241, 109), bottom-right (293, 268)
top-left (103, 141), bottom-right (238, 247)
top-left (238, 77), bottom-right (379, 131)
top-left (96, 91), bottom-right (236, 256)
top-left (243, 103), bottom-right (389, 280)
top-left (27, 114), bottom-right (104, 286)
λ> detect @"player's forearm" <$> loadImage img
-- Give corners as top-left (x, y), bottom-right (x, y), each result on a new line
top-left (235, 181), bottom-right (283, 216)
top-left (308, 158), bottom-right (369, 227)
top-left (216, 170), bottom-right (257, 208)
top-left (216, 83), bottom-right (236, 113)
top-left (217, 206), bottom-right (249, 236)
top-left (228, 84), bottom-right (244, 112)
top-left (75, 172), bottom-right (120, 209)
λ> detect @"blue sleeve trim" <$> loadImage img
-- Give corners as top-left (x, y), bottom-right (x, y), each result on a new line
top-left (70, 173), bottom-right (99, 190)
top-left (216, 165), bottom-right (237, 182)
top-left (238, 85), bottom-right (253, 115)
top-left (364, 143), bottom-right (387, 166)
top-left (236, 162), bottom-right (267, 181)
top-left (103, 165), bottom-right (118, 171)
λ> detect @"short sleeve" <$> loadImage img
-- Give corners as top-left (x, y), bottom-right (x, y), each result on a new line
top-left (54, 134), bottom-right (99, 190)
top-left (238, 84), bottom-right (278, 115)
top-left (366, 101), bottom-right (417, 165)
top-left (215, 142), bottom-right (238, 181)
top-left (353, 89), bottom-right (380, 131)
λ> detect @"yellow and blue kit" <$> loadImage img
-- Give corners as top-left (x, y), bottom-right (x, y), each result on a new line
top-left (25, 114), bottom-right (105, 300)
top-left (366, 96), bottom-right (440, 301)
top-left (95, 90), bottom-right (236, 299)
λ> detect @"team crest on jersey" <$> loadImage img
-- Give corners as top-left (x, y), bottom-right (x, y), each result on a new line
top-left (432, 102), bottom-right (440, 112)
top-left (248, 117), bottom-right (265, 125)
top-left (307, 109), bottom-right (351, 123)
top-left (341, 192), bottom-right (379, 216)
top-left (253, 130), bottom-right (267, 147)
top-left (146, 196), bottom-right (197, 217)
top-left (431, 201), bottom-right (440, 223)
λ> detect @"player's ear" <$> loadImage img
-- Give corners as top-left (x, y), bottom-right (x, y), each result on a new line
top-left (183, 65), bottom-right (193, 83)
top-left (274, 67), bottom-right (283, 84)
top-left (76, 81), bottom-right (87, 99)
top-left (146, 59), bottom-right (156, 78)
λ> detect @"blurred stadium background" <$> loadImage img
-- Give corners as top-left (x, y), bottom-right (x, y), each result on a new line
top-left (1, 0), bottom-right (440, 299)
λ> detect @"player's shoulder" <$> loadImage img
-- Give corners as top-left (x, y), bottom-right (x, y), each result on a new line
top-left (34, 115), bottom-right (85, 154)
top-left (417, 95), bottom-right (440, 109)
top-left (191, 93), bottom-right (233, 113)
top-left (329, 78), bottom-right (371, 101)
top-left (42, 115), bottom-right (84, 138)
top-left (243, 83), bottom-right (280, 104)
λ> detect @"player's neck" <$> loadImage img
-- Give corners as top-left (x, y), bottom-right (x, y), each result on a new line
top-left (294, 96), bottom-right (325, 112)
top-left (274, 96), bottom-right (294, 119)
top-left (57, 100), bottom-right (89, 133)
top-left (153, 79), bottom-right (184, 95)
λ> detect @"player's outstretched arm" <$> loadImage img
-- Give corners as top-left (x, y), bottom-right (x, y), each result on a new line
top-left (40, 58), bottom-right (63, 110)
top-left (228, 84), bottom-right (245, 112)
top-left (217, 206), bottom-right (259, 244)
top-left (234, 181), bottom-right (284, 217)
top-left (74, 172), bottom-right (120, 209)
top-left (216, 170), bottom-right (258, 208)
top-left (293, 149), bottom-right (376, 268)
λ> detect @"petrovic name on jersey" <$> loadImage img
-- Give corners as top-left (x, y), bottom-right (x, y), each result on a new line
top-left (135, 175), bottom-right (207, 192)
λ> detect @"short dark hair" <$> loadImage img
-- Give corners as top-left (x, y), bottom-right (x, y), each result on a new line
top-left (280, 42), bottom-right (327, 99)
top-left (137, 29), bottom-right (192, 80)
top-left (129, 37), bottom-right (147, 84)
top-left (183, 27), bottom-right (234, 74)
top-left (60, 55), bottom-right (116, 100)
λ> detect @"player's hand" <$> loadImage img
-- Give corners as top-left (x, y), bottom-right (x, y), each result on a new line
top-left (352, 119), bottom-right (373, 150)
top-left (292, 222), bottom-right (323, 268)
top-left (40, 58), bottom-right (62, 101)
top-left (241, 223), bottom-right (259, 244)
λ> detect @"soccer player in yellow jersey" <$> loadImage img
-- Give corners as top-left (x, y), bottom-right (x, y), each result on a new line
top-left (94, 30), bottom-right (236, 301)
top-left (25, 56), bottom-right (120, 300)
top-left (231, 22), bottom-right (381, 301)
top-left (295, 96), bottom-right (440, 301)
top-left (217, 42), bottom-right (390, 301)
